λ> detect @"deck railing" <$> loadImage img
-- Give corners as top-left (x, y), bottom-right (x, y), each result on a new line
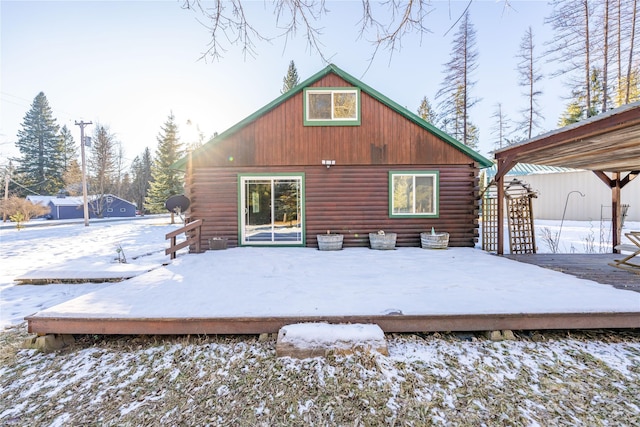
top-left (165, 219), bottom-right (203, 260)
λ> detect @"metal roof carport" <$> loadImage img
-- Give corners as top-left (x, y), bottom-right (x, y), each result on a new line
top-left (493, 101), bottom-right (640, 254)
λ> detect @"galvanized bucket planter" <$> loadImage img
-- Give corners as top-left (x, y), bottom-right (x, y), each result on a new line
top-left (208, 237), bottom-right (228, 250)
top-left (369, 232), bottom-right (397, 250)
top-left (317, 234), bottom-right (344, 251)
top-left (420, 232), bottom-right (449, 249)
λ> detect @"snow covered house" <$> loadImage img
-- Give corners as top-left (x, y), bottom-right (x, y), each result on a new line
top-left (27, 194), bottom-right (136, 220)
top-left (173, 64), bottom-right (492, 248)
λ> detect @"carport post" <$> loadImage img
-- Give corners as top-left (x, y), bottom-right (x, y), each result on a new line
top-left (612, 172), bottom-right (622, 252)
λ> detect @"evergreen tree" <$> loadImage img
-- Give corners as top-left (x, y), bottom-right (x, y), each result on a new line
top-left (88, 125), bottom-right (118, 216)
top-left (516, 26), bottom-right (544, 140)
top-left (130, 147), bottom-right (153, 213)
top-left (616, 67), bottom-right (640, 105)
top-left (63, 159), bottom-right (83, 196)
top-left (281, 60), bottom-right (300, 94)
top-left (58, 125), bottom-right (77, 171)
top-left (557, 67), bottom-right (611, 126)
top-left (435, 12), bottom-right (480, 148)
top-left (417, 96), bottom-right (438, 125)
top-left (558, 100), bottom-right (584, 127)
top-left (545, 0), bottom-right (594, 117)
top-left (490, 103), bottom-right (512, 150)
top-left (13, 92), bottom-right (64, 195)
top-left (145, 114), bottom-right (184, 214)
top-left (587, 66), bottom-right (608, 116)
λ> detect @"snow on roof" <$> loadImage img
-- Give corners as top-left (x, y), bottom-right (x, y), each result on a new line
top-left (26, 195), bottom-right (55, 205)
top-left (26, 194), bottom-right (134, 207)
top-left (484, 162), bottom-right (578, 178)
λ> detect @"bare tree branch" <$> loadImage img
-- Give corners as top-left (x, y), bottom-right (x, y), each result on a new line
top-left (182, 0), bottom-right (270, 61)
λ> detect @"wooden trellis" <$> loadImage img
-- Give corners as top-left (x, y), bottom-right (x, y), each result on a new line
top-left (482, 179), bottom-right (538, 254)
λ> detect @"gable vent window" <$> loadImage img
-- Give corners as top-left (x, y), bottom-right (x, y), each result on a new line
top-left (304, 88), bottom-right (360, 126)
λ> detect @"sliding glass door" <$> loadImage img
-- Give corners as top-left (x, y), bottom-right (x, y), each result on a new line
top-left (240, 175), bottom-right (304, 245)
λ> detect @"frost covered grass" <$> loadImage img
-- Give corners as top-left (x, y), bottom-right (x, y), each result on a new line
top-left (1, 326), bottom-right (639, 426)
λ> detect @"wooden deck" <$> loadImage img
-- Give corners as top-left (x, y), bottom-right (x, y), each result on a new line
top-left (25, 250), bottom-right (640, 336)
top-left (26, 312), bottom-right (640, 336)
top-left (503, 254), bottom-right (640, 293)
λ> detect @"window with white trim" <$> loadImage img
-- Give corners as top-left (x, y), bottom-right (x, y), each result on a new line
top-left (304, 88), bottom-right (360, 126)
top-left (389, 171), bottom-right (439, 217)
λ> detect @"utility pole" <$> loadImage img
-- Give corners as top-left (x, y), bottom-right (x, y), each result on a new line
top-left (75, 120), bottom-right (92, 227)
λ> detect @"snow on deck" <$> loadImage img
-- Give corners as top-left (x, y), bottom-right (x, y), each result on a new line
top-left (28, 247), bottom-right (640, 320)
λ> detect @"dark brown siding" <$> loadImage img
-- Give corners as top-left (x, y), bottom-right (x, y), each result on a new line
top-left (190, 164), bottom-right (480, 249)
top-left (193, 74), bottom-right (471, 169)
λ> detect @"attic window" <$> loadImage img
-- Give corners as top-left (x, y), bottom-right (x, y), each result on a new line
top-left (304, 88), bottom-right (360, 126)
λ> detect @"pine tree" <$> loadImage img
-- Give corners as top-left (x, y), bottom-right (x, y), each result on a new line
top-left (63, 159), bottom-right (83, 196)
top-left (281, 60), bottom-right (300, 94)
top-left (87, 125), bottom-right (120, 216)
top-left (13, 92), bottom-right (64, 195)
top-left (58, 125), bottom-right (77, 171)
top-left (435, 12), bottom-right (480, 148)
top-left (516, 26), bottom-right (544, 140)
top-left (130, 147), bottom-right (153, 214)
top-left (545, 0), bottom-right (594, 116)
top-left (145, 114), bottom-right (184, 214)
top-left (490, 103), bottom-right (512, 150)
top-left (558, 100), bottom-right (584, 126)
top-left (616, 67), bottom-right (640, 105)
top-left (417, 96), bottom-right (438, 125)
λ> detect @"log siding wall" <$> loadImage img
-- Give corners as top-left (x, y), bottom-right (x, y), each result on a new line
top-left (188, 72), bottom-right (482, 250)
top-left (190, 164), bottom-right (480, 249)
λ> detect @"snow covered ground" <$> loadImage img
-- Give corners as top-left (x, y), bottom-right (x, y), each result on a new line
top-left (1, 216), bottom-right (638, 329)
top-left (1, 216), bottom-right (639, 426)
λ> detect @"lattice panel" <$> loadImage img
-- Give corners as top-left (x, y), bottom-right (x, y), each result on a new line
top-left (482, 194), bottom-right (498, 252)
top-left (507, 196), bottom-right (536, 254)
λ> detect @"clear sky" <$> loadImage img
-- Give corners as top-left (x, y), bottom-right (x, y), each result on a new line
top-left (1, 0), bottom-right (563, 167)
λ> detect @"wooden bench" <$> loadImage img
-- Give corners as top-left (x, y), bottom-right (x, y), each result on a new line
top-left (609, 231), bottom-right (640, 273)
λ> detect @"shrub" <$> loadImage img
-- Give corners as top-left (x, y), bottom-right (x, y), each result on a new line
top-left (0, 196), bottom-right (50, 224)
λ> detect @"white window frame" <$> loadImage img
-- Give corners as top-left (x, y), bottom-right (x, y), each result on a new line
top-left (389, 171), bottom-right (439, 218)
top-left (303, 87), bottom-right (360, 126)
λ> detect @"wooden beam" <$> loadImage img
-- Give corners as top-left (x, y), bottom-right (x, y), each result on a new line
top-left (493, 155), bottom-right (517, 182)
top-left (25, 312), bottom-right (640, 336)
top-left (593, 170), bottom-right (614, 187)
top-left (620, 170), bottom-right (639, 189)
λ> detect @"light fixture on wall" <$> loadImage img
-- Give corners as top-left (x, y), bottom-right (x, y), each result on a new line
top-left (321, 159), bottom-right (336, 169)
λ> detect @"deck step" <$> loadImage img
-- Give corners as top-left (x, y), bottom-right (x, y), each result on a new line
top-left (15, 264), bottom-right (159, 284)
top-left (276, 323), bottom-right (388, 359)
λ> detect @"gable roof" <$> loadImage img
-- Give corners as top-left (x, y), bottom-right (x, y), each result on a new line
top-left (173, 64), bottom-right (492, 170)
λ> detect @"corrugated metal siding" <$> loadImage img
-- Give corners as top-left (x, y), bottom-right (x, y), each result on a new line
top-left (515, 170), bottom-right (640, 221)
top-left (189, 164), bottom-right (480, 248)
